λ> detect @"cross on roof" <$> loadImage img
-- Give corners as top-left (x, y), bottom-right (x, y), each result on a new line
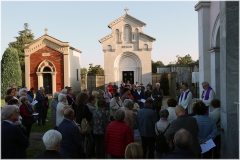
top-left (124, 7), bottom-right (129, 14)
top-left (44, 28), bottom-right (48, 35)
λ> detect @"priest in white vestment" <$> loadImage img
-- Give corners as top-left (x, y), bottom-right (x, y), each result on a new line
top-left (198, 81), bottom-right (215, 116)
top-left (178, 82), bottom-right (192, 114)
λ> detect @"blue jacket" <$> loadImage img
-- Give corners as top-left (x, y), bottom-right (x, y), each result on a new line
top-left (1, 121), bottom-right (29, 158)
top-left (136, 107), bottom-right (158, 137)
top-left (27, 94), bottom-right (33, 103)
top-left (193, 115), bottom-right (218, 143)
top-left (58, 119), bottom-right (82, 154)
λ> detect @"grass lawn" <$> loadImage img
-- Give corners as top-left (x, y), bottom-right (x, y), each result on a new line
top-left (27, 98), bottom-right (54, 158)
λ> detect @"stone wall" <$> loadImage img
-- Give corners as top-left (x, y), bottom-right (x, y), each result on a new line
top-left (87, 74), bottom-right (105, 94)
top-left (152, 73), bottom-right (176, 97)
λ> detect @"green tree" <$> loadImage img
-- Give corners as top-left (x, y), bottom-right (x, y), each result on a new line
top-left (9, 23), bottom-right (34, 68)
top-left (177, 54), bottom-right (194, 64)
top-left (169, 54), bottom-right (195, 65)
top-left (81, 68), bottom-right (88, 74)
top-left (160, 71), bottom-right (169, 96)
top-left (1, 47), bottom-right (22, 98)
top-left (152, 60), bottom-right (164, 73)
top-left (88, 63), bottom-right (104, 75)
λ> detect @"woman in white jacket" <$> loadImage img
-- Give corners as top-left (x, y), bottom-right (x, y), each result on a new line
top-left (56, 94), bottom-right (68, 126)
top-left (110, 92), bottom-right (122, 121)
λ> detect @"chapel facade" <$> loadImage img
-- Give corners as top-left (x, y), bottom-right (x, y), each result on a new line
top-left (24, 29), bottom-right (82, 94)
top-left (99, 8), bottom-right (156, 87)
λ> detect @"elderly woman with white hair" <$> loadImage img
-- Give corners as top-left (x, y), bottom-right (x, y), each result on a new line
top-left (51, 92), bottom-right (60, 128)
top-left (123, 99), bottom-right (137, 132)
top-left (36, 129), bottom-right (67, 158)
top-left (92, 90), bottom-right (99, 108)
top-left (1, 105), bottom-right (30, 158)
top-left (56, 94), bottom-right (68, 126)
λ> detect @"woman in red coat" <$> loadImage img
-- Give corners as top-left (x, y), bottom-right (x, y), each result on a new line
top-left (105, 109), bottom-right (134, 158)
top-left (107, 82), bottom-right (114, 96)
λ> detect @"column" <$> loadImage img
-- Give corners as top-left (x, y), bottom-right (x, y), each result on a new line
top-left (119, 32), bottom-right (122, 43)
top-left (209, 48), bottom-right (220, 99)
top-left (63, 49), bottom-right (69, 87)
top-left (195, 1), bottom-right (211, 97)
top-left (220, 1), bottom-right (239, 158)
top-left (51, 72), bottom-right (57, 94)
top-left (36, 72), bottom-right (43, 88)
top-left (137, 67), bottom-right (142, 83)
top-left (25, 55), bottom-right (30, 89)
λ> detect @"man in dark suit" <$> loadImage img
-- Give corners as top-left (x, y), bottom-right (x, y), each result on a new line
top-left (1, 105), bottom-right (30, 158)
top-left (35, 87), bottom-right (48, 126)
top-left (36, 129), bottom-right (67, 159)
top-left (134, 86), bottom-right (145, 109)
top-left (152, 82), bottom-right (164, 120)
top-left (58, 108), bottom-right (83, 158)
top-left (169, 105), bottom-right (201, 157)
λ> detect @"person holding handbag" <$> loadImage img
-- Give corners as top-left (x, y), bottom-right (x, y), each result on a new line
top-left (76, 93), bottom-right (93, 158)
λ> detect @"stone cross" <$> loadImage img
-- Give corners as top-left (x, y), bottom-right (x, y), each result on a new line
top-left (44, 28), bottom-right (48, 35)
top-left (124, 7), bottom-right (129, 14)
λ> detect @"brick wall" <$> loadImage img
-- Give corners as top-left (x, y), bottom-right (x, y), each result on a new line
top-left (29, 46), bottom-right (64, 92)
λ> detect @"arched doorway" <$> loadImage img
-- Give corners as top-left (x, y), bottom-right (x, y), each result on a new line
top-left (36, 60), bottom-right (57, 94)
top-left (43, 67), bottom-right (52, 94)
top-left (114, 52), bottom-right (142, 86)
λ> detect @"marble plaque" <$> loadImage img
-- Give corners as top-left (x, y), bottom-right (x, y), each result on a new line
top-left (42, 53), bottom-right (51, 56)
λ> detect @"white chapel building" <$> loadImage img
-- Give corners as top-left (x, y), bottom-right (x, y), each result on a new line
top-left (99, 8), bottom-right (156, 87)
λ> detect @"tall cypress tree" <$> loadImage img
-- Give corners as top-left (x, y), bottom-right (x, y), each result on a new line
top-left (9, 23), bottom-right (34, 68)
top-left (1, 47), bottom-right (22, 98)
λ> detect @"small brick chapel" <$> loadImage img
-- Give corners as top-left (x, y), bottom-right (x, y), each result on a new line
top-left (24, 29), bottom-right (82, 94)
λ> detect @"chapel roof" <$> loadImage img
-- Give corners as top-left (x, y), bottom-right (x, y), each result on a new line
top-left (140, 32), bottom-right (156, 42)
top-left (108, 13), bottom-right (146, 29)
top-left (24, 34), bottom-right (82, 53)
top-left (98, 34), bottom-right (113, 43)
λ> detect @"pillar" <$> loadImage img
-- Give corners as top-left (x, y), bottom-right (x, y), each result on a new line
top-left (52, 72), bottom-right (57, 94)
top-left (219, 1), bottom-right (239, 158)
top-left (195, 1), bottom-right (211, 97)
top-left (25, 55), bottom-right (30, 89)
top-left (36, 72), bottom-right (43, 88)
top-left (209, 47), bottom-right (220, 99)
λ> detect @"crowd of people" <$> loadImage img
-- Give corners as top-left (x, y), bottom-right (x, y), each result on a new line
top-left (1, 81), bottom-right (221, 159)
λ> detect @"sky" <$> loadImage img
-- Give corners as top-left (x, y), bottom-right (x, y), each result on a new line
top-left (1, 1), bottom-right (199, 69)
